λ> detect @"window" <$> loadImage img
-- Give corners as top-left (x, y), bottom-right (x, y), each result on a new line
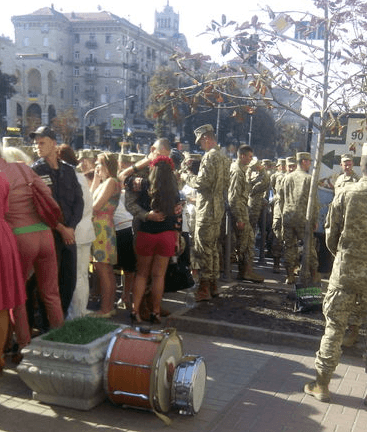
top-left (105, 51), bottom-right (111, 60)
top-left (105, 34), bottom-right (111, 44)
top-left (105, 68), bottom-right (110, 77)
top-left (74, 83), bottom-right (79, 94)
top-left (73, 67), bottom-right (79, 77)
top-left (89, 33), bottom-right (96, 41)
top-left (60, 89), bottom-right (64, 99)
top-left (74, 34), bottom-right (80, 43)
top-left (23, 37), bottom-right (29, 47)
top-left (43, 37), bottom-right (49, 47)
top-left (74, 51), bottom-right (80, 60)
top-left (41, 24), bottom-right (49, 33)
top-left (105, 85), bottom-right (109, 94)
top-left (73, 99), bottom-right (79, 107)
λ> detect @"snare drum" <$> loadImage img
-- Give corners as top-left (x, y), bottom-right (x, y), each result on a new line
top-left (104, 327), bottom-right (183, 413)
top-left (171, 355), bottom-right (207, 415)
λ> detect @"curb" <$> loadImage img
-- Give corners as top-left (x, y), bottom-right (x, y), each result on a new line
top-left (166, 310), bottom-right (366, 358)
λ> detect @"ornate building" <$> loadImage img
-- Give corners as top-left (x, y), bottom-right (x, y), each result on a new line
top-left (6, 5), bottom-right (179, 145)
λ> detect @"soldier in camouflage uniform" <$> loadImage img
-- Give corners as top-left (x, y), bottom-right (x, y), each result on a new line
top-left (304, 144), bottom-right (367, 403)
top-left (248, 160), bottom-right (271, 233)
top-left (269, 158), bottom-right (286, 273)
top-left (279, 152), bottom-right (319, 284)
top-left (184, 124), bottom-right (230, 301)
top-left (228, 145), bottom-right (264, 283)
top-left (334, 153), bottom-right (360, 190)
top-left (332, 154), bottom-right (362, 347)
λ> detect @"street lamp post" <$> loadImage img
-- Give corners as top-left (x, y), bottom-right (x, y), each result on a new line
top-left (83, 95), bottom-right (135, 146)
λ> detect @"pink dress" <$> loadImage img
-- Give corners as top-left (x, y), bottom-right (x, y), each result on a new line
top-left (0, 173), bottom-right (26, 310)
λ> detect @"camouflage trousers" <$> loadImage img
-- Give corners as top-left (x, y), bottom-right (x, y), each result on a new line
top-left (231, 220), bottom-right (255, 265)
top-left (271, 217), bottom-right (283, 259)
top-left (282, 222), bottom-right (318, 271)
top-left (249, 200), bottom-right (264, 233)
top-left (315, 284), bottom-right (367, 377)
top-left (194, 220), bottom-right (222, 280)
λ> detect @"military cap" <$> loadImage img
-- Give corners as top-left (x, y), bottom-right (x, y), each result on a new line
top-left (261, 159), bottom-right (272, 166)
top-left (276, 158), bottom-right (286, 166)
top-left (194, 124), bottom-right (214, 144)
top-left (29, 125), bottom-right (56, 141)
top-left (78, 149), bottom-right (95, 160)
top-left (129, 152), bottom-right (146, 163)
top-left (340, 153), bottom-right (353, 162)
top-left (286, 156), bottom-right (296, 166)
top-left (296, 151), bottom-right (312, 162)
top-left (118, 153), bottom-right (131, 164)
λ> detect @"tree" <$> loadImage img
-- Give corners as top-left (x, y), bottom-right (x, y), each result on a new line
top-left (0, 66), bottom-right (17, 136)
top-left (161, 1), bottom-right (367, 283)
top-left (51, 108), bottom-right (79, 144)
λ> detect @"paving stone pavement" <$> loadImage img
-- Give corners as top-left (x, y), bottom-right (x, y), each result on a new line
top-left (1, 260), bottom-right (367, 431)
top-left (1, 331), bottom-right (367, 432)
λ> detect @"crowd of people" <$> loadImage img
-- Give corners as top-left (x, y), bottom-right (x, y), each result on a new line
top-left (2, 122), bottom-right (367, 406)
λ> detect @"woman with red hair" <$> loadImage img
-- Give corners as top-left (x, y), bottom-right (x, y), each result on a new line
top-left (125, 152), bottom-right (180, 324)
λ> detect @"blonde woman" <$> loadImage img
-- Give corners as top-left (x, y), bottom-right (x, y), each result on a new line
top-left (89, 152), bottom-right (121, 317)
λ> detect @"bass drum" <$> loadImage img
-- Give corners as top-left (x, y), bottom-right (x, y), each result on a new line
top-left (171, 355), bottom-right (207, 415)
top-left (104, 327), bottom-right (183, 413)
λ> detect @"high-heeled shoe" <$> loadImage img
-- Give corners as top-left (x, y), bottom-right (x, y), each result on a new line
top-left (150, 312), bottom-right (162, 325)
top-left (130, 311), bottom-right (142, 325)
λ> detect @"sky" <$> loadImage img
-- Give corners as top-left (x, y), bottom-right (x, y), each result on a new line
top-left (0, 0), bottom-right (309, 63)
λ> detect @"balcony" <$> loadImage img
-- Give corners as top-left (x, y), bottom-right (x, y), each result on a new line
top-left (85, 40), bottom-right (98, 49)
top-left (84, 58), bottom-right (98, 65)
top-left (84, 72), bottom-right (98, 82)
top-left (84, 90), bottom-right (97, 100)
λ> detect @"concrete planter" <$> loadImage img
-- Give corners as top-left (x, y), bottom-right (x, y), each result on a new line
top-left (17, 327), bottom-right (121, 411)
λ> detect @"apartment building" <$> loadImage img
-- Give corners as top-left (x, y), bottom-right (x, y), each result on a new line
top-left (7, 5), bottom-right (181, 144)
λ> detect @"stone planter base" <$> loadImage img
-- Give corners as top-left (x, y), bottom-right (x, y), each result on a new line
top-left (17, 327), bottom-right (122, 411)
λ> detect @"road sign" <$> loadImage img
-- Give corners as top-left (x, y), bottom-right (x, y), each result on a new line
top-left (111, 117), bottom-right (124, 130)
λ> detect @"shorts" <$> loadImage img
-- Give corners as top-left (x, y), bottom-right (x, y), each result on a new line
top-left (135, 230), bottom-right (176, 257)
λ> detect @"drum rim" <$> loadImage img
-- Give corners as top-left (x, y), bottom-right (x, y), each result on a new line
top-left (103, 327), bottom-right (124, 399)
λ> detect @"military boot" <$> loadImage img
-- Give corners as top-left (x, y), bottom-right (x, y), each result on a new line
top-left (241, 263), bottom-right (264, 283)
top-left (237, 261), bottom-right (245, 280)
top-left (342, 325), bottom-right (359, 347)
top-left (285, 267), bottom-right (295, 284)
top-left (195, 279), bottom-right (211, 302)
top-left (210, 279), bottom-right (219, 298)
top-left (304, 372), bottom-right (331, 402)
top-left (273, 257), bottom-right (281, 274)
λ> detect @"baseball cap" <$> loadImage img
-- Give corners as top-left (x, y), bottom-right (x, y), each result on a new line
top-left (29, 126), bottom-right (56, 141)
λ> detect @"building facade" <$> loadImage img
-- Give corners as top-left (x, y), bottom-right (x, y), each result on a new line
top-left (6, 5), bottom-right (178, 145)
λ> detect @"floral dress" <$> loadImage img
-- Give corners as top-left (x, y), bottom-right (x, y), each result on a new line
top-left (92, 178), bottom-right (121, 264)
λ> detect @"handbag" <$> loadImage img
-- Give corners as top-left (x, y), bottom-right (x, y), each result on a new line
top-left (17, 163), bottom-right (63, 229)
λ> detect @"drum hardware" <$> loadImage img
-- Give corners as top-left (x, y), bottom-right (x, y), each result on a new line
top-left (104, 327), bottom-right (207, 419)
top-left (171, 355), bottom-right (207, 416)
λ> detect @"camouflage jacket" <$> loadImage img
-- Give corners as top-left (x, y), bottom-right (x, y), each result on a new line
top-left (279, 167), bottom-right (319, 225)
top-left (228, 159), bottom-right (250, 223)
top-left (185, 145), bottom-right (229, 223)
top-left (333, 170), bottom-right (360, 191)
top-left (326, 177), bottom-right (367, 290)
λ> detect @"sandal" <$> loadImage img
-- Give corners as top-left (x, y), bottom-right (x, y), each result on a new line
top-left (130, 311), bottom-right (142, 325)
top-left (150, 313), bottom-right (162, 325)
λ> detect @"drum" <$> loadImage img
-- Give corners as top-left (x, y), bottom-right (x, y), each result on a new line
top-left (171, 355), bottom-right (207, 415)
top-left (104, 327), bottom-right (183, 413)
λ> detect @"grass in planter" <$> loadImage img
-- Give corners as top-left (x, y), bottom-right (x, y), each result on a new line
top-left (42, 316), bottom-right (119, 345)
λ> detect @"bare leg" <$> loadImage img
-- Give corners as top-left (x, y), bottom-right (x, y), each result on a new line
top-left (150, 255), bottom-right (170, 315)
top-left (0, 310), bottom-right (10, 372)
top-left (132, 255), bottom-right (153, 316)
top-left (94, 262), bottom-right (116, 314)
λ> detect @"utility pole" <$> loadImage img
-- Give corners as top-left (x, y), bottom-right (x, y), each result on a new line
top-left (83, 95), bottom-right (135, 146)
